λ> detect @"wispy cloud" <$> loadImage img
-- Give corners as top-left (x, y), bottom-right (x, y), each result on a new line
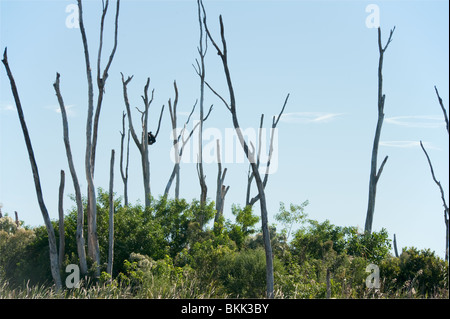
top-left (385, 115), bottom-right (445, 129)
top-left (280, 112), bottom-right (344, 124)
top-left (0, 103), bottom-right (14, 112)
top-left (47, 104), bottom-right (77, 117)
top-left (380, 140), bottom-right (439, 150)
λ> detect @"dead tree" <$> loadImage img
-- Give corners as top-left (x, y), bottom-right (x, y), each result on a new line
top-left (107, 149), bottom-right (115, 276)
top-left (54, 72), bottom-right (88, 275)
top-left (215, 139), bottom-right (229, 225)
top-left (420, 87), bottom-right (449, 261)
top-left (364, 26), bottom-right (395, 234)
top-left (246, 99), bottom-right (288, 207)
top-left (200, 1), bottom-right (289, 297)
top-left (2, 48), bottom-right (62, 289)
top-left (58, 170), bottom-right (65, 269)
top-left (121, 74), bottom-right (164, 207)
top-left (194, 0), bottom-right (210, 206)
top-left (77, 0), bottom-right (120, 272)
top-left (164, 81), bottom-right (211, 199)
top-left (120, 112), bottom-right (130, 206)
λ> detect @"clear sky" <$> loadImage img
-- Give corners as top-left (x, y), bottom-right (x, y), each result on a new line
top-left (0, 0), bottom-right (448, 258)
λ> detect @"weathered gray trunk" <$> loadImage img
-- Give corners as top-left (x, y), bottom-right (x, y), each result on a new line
top-left (215, 139), bottom-right (229, 225)
top-left (54, 72), bottom-right (88, 275)
top-left (2, 49), bottom-right (62, 289)
top-left (58, 170), bottom-right (65, 269)
top-left (393, 233), bottom-right (399, 258)
top-left (77, 0), bottom-right (101, 273)
top-left (365, 27), bottom-right (394, 234)
top-left (120, 112), bottom-right (130, 206)
top-left (107, 150), bottom-right (115, 276)
top-left (122, 75), bottom-right (164, 207)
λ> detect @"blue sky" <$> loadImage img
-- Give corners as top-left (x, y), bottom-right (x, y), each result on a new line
top-left (0, 0), bottom-right (448, 258)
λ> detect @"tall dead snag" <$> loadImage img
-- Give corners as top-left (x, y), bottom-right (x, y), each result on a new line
top-left (420, 87), bottom-right (449, 261)
top-left (107, 149), bottom-right (115, 276)
top-left (77, 0), bottom-right (120, 272)
top-left (201, 2), bottom-right (288, 297)
top-left (120, 112), bottom-right (130, 206)
top-left (364, 26), bottom-right (395, 234)
top-left (2, 48), bottom-right (62, 289)
top-left (246, 98), bottom-right (288, 207)
top-left (58, 170), bottom-right (65, 269)
top-left (121, 74), bottom-right (165, 207)
top-left (194, 0), bottom-right (210, 206)
top-left (215, 139), bottom-right (229, 226)
top-left (54, 72), bottom-right (88, 275)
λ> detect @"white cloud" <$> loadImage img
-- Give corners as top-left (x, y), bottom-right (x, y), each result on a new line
top-left (0, 104), bottom-right (14, 112)
top-left (50, 104), bottom-right (76, 117)
top-left (380, 140), bottom-right (438, 149)
top-left (280, 112), bottom-right (343, 124)
top-left (385, 115), bottom-right (445, 129)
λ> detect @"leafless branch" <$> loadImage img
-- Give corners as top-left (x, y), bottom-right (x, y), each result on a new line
top-left (434, 86), bottom-right (449, 134)
top-left (420, 141), bottom-right (449, 215)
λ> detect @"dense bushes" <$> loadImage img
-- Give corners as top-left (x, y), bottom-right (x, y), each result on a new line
top-left (0, 193), bottom-right (448, 298)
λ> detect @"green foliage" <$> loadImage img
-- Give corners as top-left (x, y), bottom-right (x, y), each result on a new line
top-left (0, 197), bottom-right (448, 299)
top-left (226, 204), bottom-right (259, 249)
top-left (380, 247), bottom-right (448, 297)
top-left (345, 226), bottom-right (391, 263)
top-left (0, 217), bottom-right (36, 285)
top-left (217, 248), bottom-right (278, 298)
top-left (275, 200), bottom-right (308, 241)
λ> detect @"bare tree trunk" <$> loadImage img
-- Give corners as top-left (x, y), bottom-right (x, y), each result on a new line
top-left (14, 211), bottom-right (19, 228)
top-left (195, 0), bottom-right (208, 207)
top-left (365, 27), bottom-right (395, 234)
top-left (53, 72), bottom-right (88, 275)
top-left (121, 74), bottom-right (164, 207)
top-left (77, 0), bottom-right (100, 273)
top-left (120, 112), bottom-right (130, 206)
top-left (90, 0), bottom-right (120, 178)
top-left (393, 233), bottom-right (399, 258)
top-left (107, 149), bottom-right (115, 276)
top-left (58, 170), bottom-right (65, 269)
top-left (200, 4), bottom-right (284, 297)
top-left (215, 139), bottom-right (229, 226)
top-left (2, 48), bottom-right (62, 289)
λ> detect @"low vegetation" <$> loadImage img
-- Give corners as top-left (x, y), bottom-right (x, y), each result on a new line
top-left (0, 192), bottom-right (448, 298)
